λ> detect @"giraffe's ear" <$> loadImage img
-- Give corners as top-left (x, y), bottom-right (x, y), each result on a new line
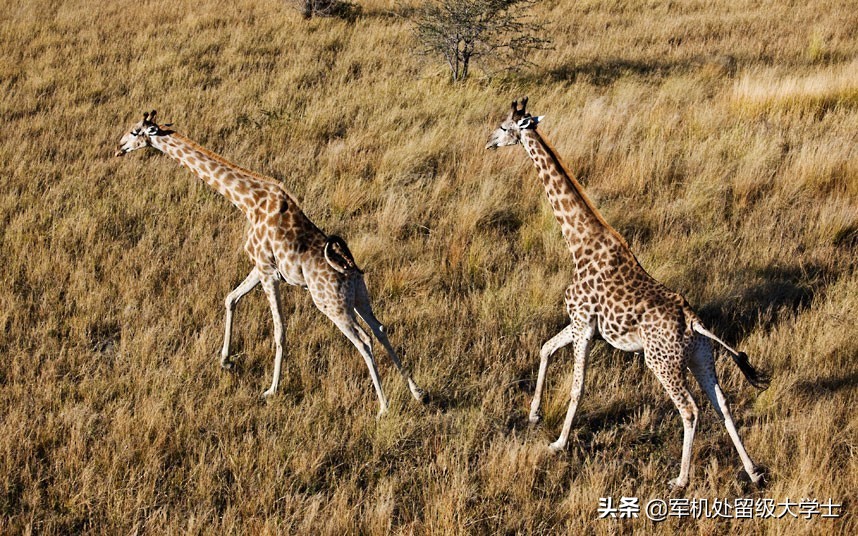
top-left (517, 115), bottom-right (543, 130)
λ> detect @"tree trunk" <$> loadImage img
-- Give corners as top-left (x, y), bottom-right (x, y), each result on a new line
top-left (453, 35), bottom-right (461, 81)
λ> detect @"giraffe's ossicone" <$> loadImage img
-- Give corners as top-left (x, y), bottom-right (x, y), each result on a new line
top-left (116, 111), bottom-right (427, 415)
top-left (487, 98), bottom-right (770, 488)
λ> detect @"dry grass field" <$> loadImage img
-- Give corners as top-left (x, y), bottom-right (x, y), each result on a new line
top-left (1, 0), bottom-right (857, 533)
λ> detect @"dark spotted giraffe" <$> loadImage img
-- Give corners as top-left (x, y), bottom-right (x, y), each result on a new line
top-left (485, 98), bottom-right (769, 488)
top-left (116, 111), bottom-right (426, 415)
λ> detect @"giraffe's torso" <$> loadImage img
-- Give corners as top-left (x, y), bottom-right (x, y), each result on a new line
top-left (242, 185), bottom-right (358, 313)
top-left (239, 183), bottom-right (320, 287)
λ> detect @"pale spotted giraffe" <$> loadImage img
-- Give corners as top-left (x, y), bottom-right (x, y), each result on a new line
top-left (115, 111), bottom-right (426, 415)
top-left (485, 98), bottom-right (770, 487)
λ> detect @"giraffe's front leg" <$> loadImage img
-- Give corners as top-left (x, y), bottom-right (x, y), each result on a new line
top-left (531, 324), bottom-right (576, 424)
top-left (221, 268), bottom-right (261, 369)
top-left (260, 277), bottom-right (286, 398)
top-left (549, 320), bottom-right (595, 452)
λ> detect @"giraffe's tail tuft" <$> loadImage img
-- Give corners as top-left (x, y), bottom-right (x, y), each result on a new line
top-left (324, 235), bottom-right (364, 275)
top-left (692, 322), bottom-right (771, 391)
top-left (732, 351), bottom-right (771, 390)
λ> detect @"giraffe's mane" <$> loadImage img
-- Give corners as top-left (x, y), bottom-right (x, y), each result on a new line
top-left (535, 131), bottom-right (630, 250)
top-left (170, 132), bottom-right (282, 186)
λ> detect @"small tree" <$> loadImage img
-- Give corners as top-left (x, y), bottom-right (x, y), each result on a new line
top-left (290, 0), bottom-right (359, 20)
top-left (411, 0), bottom-right (550, 81)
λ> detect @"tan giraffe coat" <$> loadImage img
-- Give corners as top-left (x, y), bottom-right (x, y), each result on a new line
top-left (486, 98), bottom-right (769, 488)
top-left (116, 111), bottom-right (425, 413)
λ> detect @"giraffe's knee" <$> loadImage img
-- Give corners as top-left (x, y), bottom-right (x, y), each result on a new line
top-left (366, 317), bottom-right (386, 335)
top-left (679, 398), bottom-right (698, 426)
top-left (353, 325), bottom-right (372, 349)
top-left (361, 308), bottom-right (385, 334)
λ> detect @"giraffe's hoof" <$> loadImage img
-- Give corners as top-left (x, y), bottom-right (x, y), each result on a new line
top-left (220, 359), bottom-right (234, 371)
top-left (548, 440), bottom-right (566, 453)
top-left (528, 412), bottom-right (542, 425)
top-left (376, 407), bottom-right (389, 419)
top-left (668, 477), bottom-right (688, 490)
top-left (407, 379), bottom-right (428, 403)
top-left (747, 465), bottom-right (769, 487)
top-left (411, 388), bottom-right (428, 404)
top-left (261, 388), bottom-right (277, 399)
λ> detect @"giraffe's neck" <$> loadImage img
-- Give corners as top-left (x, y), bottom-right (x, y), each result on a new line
top-left (150, 132), bottom-right (274, 219)
top-left (520, 129), bottom-right (627, 259)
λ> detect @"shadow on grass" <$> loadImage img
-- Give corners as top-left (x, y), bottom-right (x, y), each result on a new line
top-left (423, 389), bottom-right (469, 414)
top-left (514, 53), bottom-right (742, 88)
top-left (697, 263), bottom-right (832, 345)
top-left (548, 58), bottom-right (687, 86)
top-left (792, 371), bottom-right (858, 399)
top-left (578, 401), bottom-right (641, 435)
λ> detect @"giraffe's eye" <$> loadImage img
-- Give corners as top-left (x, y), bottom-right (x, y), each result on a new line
top-left (500, 127), bottom-right (508, 132)
top-left (131, 129), bottom-right (140, 136)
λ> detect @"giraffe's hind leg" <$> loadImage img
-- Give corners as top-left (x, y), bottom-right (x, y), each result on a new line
top-left (353, 278), bottom-right (426, 403)
top-left (530, 324), bottom-right (576, 424)
top-left (308, 274), bottom-right (388, 417)
top-left (331, 312), bottom-right (389, 417)
top-left (645, 344), bottom-right (699, 488)
top-left (688, 337), bottom-right (764, 484)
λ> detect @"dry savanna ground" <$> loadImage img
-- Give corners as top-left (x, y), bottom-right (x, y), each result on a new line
top-left (1, 0), bottom-right (857, 533)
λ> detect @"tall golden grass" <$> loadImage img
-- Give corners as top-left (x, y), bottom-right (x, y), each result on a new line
top-left (0, 0), bottom-right (856, 533)
top-left (733, 60), bottom-right (858, 116)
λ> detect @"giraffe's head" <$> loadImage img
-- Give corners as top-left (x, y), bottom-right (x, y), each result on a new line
top-left (485, 97), bottom-right (543, 150)
top-left (115, 110), bottom-right (169, 157)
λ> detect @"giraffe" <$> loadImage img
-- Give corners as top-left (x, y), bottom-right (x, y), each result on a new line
top-left (485, 98), bottom-right (770, 488)
top-left (115, 111), bottom-right (426, 416)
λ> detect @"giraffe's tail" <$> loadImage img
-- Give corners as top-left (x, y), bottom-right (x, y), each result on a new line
top-left (691, 322), bottom-right (770, 390)
top-left (324, 235), bottom-right (364, 275)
